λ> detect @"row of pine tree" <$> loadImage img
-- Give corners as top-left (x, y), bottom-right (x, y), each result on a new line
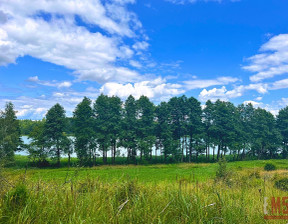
top-left (1, 94), bottom-right (288, 166)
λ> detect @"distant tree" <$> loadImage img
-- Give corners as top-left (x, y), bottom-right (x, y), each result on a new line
top-left (251, 108), bottom-right (281, 159)
top-left (186, 97), bottom-right (203, 162)
top-left (44, 103), bottom-right (66, 167)
top-left (155, 102), bottom-right (174, 162)
top-left (277, 106), bottom-right (288, 158)
top-left (61, 134), bottom-right (74, 167)
top-left (28, 119), bottom-right (49, 165)
top-left (237, 103), bottom-right (255, 159)
top-left (73, 97), bottom-right (96, 165)
top-left (0, 102), bottom-right (22, 164)
top-left (203, 100), bottom-right (215, 160)
top-left (136, 96), bottom-right (155, 161)
top-left (168, 96), bottom-right (187, 161)
top-left (121, 95), bottom-right (138, 163)
top-left (108, 96), bottom-right (122, 164)
top-left (93, 94), bottom-right (110, 164)
top-left (210, 100), bottom-right (238, 160)
top-left (19, 119), bottom-right (39, 136)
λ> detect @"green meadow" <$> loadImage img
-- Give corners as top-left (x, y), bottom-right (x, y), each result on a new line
top-left (2, 156), bottom-right (288, 223)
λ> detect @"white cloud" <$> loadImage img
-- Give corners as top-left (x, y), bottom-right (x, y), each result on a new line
top-left (100, 78), bottom-right (184, 101)
top-left (243, 34), bottom-right (288, 82)
top-left (129, 60), bottom-right (142, 68)
top-left (184, 76), bottom-right (239, 90)
top-left (132, 41), bottom-right (149, 51)
top-left (0, 0), bottom-right (147, 84)
top-left (27, 76), bottom-right (72, 88)
top-left (270, 78), bottom-right (288, 90)
top-left (243, 100), bottom-right (262, 107)
top-left (198, 83), bottom-right (268, 102)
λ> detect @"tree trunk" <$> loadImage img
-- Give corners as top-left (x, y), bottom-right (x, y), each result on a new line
top-left (189, 135), bottom-right (192, 163)
top-left (217, 144), bottom-right (221, 160)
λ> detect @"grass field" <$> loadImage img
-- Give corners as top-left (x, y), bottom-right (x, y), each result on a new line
top-left (2, 156), bottom-right (288, 223)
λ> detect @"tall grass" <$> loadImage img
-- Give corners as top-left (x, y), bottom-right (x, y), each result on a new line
top-left (1, 162), bottom-right (288, 223)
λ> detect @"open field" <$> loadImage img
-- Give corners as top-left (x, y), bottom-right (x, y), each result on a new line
top-left (2, 157), bottom-right (288, 223)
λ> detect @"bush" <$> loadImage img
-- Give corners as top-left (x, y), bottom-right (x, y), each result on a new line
top-left (275, 178), bottom-right (288, 191)
top-left (264, 163), bottom-right (276, 171)
top-left (215, 158), bottom-right (231, 181)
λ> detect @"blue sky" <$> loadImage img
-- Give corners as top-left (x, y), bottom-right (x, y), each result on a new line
top-left (0, 0), bottom-right (288, 119)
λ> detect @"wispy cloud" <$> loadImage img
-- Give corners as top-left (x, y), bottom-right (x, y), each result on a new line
top-left (183, 76), bottom-right (239, 90)
top-left (243, 34), bottom-right (288, 82)
top-left (27, 76), bottom-right (72, 88)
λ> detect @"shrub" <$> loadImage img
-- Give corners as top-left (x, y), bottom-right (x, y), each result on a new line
top-left (275, 178), bottom-right (288, 191)
top-left (215, 158), bottom-right (231, 181)
top-left (264, 163), bottom-right (276, 171)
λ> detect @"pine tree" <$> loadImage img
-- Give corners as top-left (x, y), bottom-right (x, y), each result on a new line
top-left (93, 94), bottom-right (110, 164)
top-left (277, 106), bottom-right (288, 158)
top-left (121, 95), bottom-right (138, 163)
top-left (136, 96), bottom-right (155, 161)
top-left (0, 102), bottom-right (22, 164)
top-left (73, 97), bottom-right (96, 165)
top-left (44, 103), bottom-right (66, 167)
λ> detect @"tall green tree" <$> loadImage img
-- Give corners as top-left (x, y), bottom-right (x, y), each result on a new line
top-left (168, 96), bottom-right (187, 161)
top-left (210, 100), bottom-right (238, 160)
top-left (203, 100), bottom-right (215, 160)
top-left (277, 106), bottom-right (288, 158)
top-left (28, 119), bottom-right (49, 165)
top-left (44, 103), bottom-right (66, 167)
top-left (121, 95), bottom-right (138, 162)
top-left (0, 102), bottom-right (22, 164)
top-left (107, 96), bottom-right (122, 164)
top-left (136, 96), bottom-right (155, 161)
top-left (251, 108), bottom-right (281, 159)
top-left (237, 103), bottom-right (255, 159)
top-left (93, 94), bottom-right (110, 164)
top-left (73, 97), bottom-right (96, 165)
top-left (155, 102), bottom-right (174, 162)
top-left (186, 97), bottom-right (203, 162)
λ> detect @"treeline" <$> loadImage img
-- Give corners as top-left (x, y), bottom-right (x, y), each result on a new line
top-left (2, 94), bottom-right (288, 166)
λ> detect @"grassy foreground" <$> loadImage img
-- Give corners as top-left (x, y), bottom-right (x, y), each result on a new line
top-left (1, 157), bottom-right (288, 223)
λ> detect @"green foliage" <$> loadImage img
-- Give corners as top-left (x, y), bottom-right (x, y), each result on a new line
top-left (277, 106), bottom-right (288, 158)
top-left (264, 163), bottom-right (276, 171)
top-left (0, 102), bottom-right (22, 164)
top-left (44, 103), bottom-right (67, 166)
top-left (274, 178), bottom-right (288, 191)
top-left (5, 184), bottom-right (29, 210)
top-left (215, 158), bottom-right (230, 181)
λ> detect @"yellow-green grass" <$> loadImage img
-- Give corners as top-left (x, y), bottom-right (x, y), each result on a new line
top-left (2, 158), bottom-right (288, 223)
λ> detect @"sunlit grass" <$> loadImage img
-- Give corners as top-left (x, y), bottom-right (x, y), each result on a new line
top-left (2, 158), bottom-right (288, 223)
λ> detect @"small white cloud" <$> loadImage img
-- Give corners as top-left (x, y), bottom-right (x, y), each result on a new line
top-left (100, 78), bottom-right (184, 101)
top-left (184, 76), bottom-right (239, 90)
top-left (27, 76), bottom-right (72, 88)
top-left (270, 78), bottom-right (288, 90)
top-left (129, 60), bottom-right (142, 68)
top-left (132, 41), bottom-right (149, 51)
top-left (243, 100), bottom-right (262, 107)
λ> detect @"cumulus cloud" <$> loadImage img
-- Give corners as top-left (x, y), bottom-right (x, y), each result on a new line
top-left (198, 83), bottom-right (268, 102)
top-left (243, 34), bottom-right (288, 82)
top-left (0, 0), bottom-right (146, 84)
top-left (100, 78), bottom-right (185, 101)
